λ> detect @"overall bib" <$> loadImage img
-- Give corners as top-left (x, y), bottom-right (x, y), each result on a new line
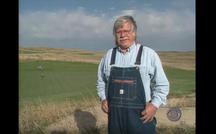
top-left (108, 45), bottom-right (156, 134)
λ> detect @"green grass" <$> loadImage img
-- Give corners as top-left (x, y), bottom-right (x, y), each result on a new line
top-left (19, 60), bottom-right (99, 107)
top-left (19, 60), bottom-right (195, 106)
top-left (163, 66), bottom-right (195, 98)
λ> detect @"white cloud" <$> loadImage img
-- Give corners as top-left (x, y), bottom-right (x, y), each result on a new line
top-left (121, 10), bottom-right (136, 16)
top-left (133, 9), bottom-right (195, 51)
top-left (19, 9), bottom-right (112, 41)
top-left (19, 7), bottom-right (195, 51)
top-left (134, 9), bottom-right (195, 36)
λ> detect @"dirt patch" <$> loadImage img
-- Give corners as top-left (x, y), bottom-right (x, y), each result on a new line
top-left (155, 107), bottom-right (195, 127)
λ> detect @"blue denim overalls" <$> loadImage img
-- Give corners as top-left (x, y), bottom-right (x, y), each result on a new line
top-left (108, 45), bottom-right (156, 134)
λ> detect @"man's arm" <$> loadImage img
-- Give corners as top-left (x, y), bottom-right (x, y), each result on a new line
top-left (150, 51), bottom-right (170, 108)
top-left (140, 50), bottom-right (169, 123)
top-left (96, 57), bottom-right (106, 101)
top-left (96, 56), bottom-right (109, 113)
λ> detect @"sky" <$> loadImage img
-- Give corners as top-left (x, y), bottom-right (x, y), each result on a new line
top-left (19, 0), bottom-right (195, 52)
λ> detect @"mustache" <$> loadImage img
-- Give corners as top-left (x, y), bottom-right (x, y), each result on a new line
top-left (119, 37), bottom-right (129, 41)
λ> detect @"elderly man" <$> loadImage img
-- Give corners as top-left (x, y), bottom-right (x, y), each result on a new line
top-left (96, 15), bottom-right (169, 134)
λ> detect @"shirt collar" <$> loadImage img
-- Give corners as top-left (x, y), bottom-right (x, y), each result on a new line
top-left (117, 42), bottom-right (136, 53)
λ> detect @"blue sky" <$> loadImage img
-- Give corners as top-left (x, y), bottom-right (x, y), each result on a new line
top-left (19, 0), bottom-right (195, 52)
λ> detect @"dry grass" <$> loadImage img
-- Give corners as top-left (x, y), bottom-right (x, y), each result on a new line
top-left (166, 93), bottom-right (195, 107)
top-left (19, 97), bottom-right (102, 134)
top-left (157, 51), bottom-right (195, 70)
top-left (19, 47), bottom-right (104, 64)
top-left (19, 47), bottom-right (195, 70)
top-left (19, 95), bottom-right (195, 134)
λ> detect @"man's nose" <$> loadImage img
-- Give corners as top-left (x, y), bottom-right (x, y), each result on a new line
top-left (120, 31), bottom-right (127, 37)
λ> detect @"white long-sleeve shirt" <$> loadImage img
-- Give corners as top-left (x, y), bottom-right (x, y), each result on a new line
top-left (96, 43), bottom-right (169, 108)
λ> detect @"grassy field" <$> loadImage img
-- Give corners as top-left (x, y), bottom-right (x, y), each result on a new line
top-left (164, 66), bottom-right (195, 98)
top-left (19, 59), bottom-right (195, 106)
top-left (19, 47), bottom-right (195, 134)
top-left (19, 60), bottom-right (99, 107)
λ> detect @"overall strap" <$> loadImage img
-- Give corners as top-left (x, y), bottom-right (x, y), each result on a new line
top-left (110, 47), bottom-right (117, 65)
top-left (135, 45), bottom-right (143, 65)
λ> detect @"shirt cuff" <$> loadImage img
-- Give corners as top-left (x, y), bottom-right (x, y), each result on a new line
top-left (150, 99), bottom-right (161, 108)
top-left (100, 96), bottom-right (106, 101)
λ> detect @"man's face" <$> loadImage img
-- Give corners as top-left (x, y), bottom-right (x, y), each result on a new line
top-left (115, 21), bottom-right (136, 49)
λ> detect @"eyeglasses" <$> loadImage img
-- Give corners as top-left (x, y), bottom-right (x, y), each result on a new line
top-left (116, 29), bottom-right (132, 35)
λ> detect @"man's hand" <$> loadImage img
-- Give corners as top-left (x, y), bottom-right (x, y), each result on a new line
top-left (101, 99), bottom-right (108, 114)
top-left (140, 102), bottom-right (158, 123)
